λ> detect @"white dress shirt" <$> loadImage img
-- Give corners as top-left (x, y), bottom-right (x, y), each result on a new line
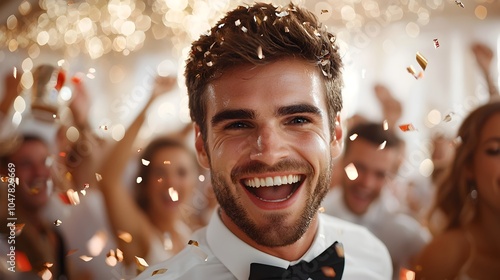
top-left (135, 209), bottom-right (392, 279)
top-left (323, 187), bottom-right (431, 280)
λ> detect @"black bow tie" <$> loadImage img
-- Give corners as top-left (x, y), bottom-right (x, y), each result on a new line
top-left (248, 241), bottom-right (345, 280)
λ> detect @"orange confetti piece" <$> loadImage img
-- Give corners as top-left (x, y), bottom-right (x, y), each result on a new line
top-left (398, 123), bottom-right (417, 132)
top-left (399, 267), bottom-right (416, 280)
top-left (321, 266), bottom-right (336, 277)
top-left (118, 231), bottom-right (133, 243)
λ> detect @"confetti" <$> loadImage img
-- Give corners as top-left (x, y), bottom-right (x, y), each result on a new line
top-left (241, 26), bottom-right (248, 33)
top-left (335, 242), bottom-right (344, 257)
top-left (206, 61), bottom-right (213, 67)
top-left (452, 136), bottom-right (462, 146)
top-left (318, 206), bottom-right (325, 213)
top-left (344, 163), bottom-right (358, 180)
top-left (87, 231), bottom-right (107, 256)
top-left (433, 38), bottom-right (440, 48)
top-left (15, 223), bottom-right (25, 235)
top-left (234, 19), bottom-right (241, 26)
top-left (66, 249), bottom-right (78, 256)
top-left (163, 160), bottom-right (171, 165)
top-left (188, 240), bottom-right (199, 246)
top-left (349, 133), bottom-right (358, 141)
top-left (152, 269), bottom-right (168, 276)
top-left (80, 189), bottom-right (87, 196)
top-left (39, 268), bottom-right (53, 280)
top-left (378, 141), bottom-right (387, 150)
top-left (116, 248), bottom-right (124, 262)
top-left (398, 123), bottom-right (417, 132)
top-left (137, 148), bottom-right (142, 153)
top-left (95, 173), bottom-right (102, 182)
top-left (257, 46), bottom-right (264, 59)
top-left (99, 125), bottom-right (108, 130)
top-left (1, 176), bottom-right (7, 182)
top-left (320, 10), bottom-right (329, 14)
top-left (118, 231), bottom-right (133, 243)
top-left (136, 177), bottom-right (143, 183)
top-left (106, 250), bottom-right (118, 267)
top-left (383, 120), bottom-right (389, 130)
top-left (443, 112), bottom-right (454, 122)
top-left (416, 52), bottom-right (428, 71)
top-left (276, 11), bottom-right (289, 17)
top-left (321, 266), bottom-right (336, 277)
top-left (54, 219), bottom-right (62, 226)
top-left (168, 187), bottom-right (179, 202)
top-left (141, 159), bottom-right (150, 166)
top-left (399, 267), bottom-right (416, 280)
top-left (455, 0), bottom-right (464, 8)
top-left (284, 26), bottom-right (290, 33)
top-left (135, 256), bottom-right (149, 272)
top-left (43, 262), bottom-right (53, 268)
top-left (79, 255), bottom-right (93, 262)
top-left (13, 67), bottom-right (17, 78)
top-left (199, 175), bottom-right (205, 182)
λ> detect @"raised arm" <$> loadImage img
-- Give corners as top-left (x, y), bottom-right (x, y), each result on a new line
top-left (98, 75), bottom-right (176, 265)
top-left (471, 43), bottom-right (499, 101)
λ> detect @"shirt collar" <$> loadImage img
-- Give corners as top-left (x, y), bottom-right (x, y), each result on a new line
top-left (206, 209), bottom-right (335, 280)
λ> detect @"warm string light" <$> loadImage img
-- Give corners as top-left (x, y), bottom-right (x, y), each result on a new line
top-left (1, 0), bottom-right (495, 60)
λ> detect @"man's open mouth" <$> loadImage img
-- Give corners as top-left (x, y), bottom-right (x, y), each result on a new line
top-left (242, 175), bottom-right (303, 202)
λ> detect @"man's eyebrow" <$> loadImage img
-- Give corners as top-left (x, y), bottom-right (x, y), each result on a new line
top-left (211, 109), bottom-right (255, 126)
top-left (276, 104), bottom-right (322, 116)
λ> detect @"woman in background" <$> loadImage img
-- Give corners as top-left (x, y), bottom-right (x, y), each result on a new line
top-left (415, 101), bottom-right (500, 279)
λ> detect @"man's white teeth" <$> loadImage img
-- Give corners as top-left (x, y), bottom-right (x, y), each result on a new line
top-left (245, 175), bottom-right (301, 188)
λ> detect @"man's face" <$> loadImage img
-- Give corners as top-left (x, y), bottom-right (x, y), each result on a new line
top-left (341, 138), bottom-right (398, 215)
top-left (195, 59), bottom-right (341, 247)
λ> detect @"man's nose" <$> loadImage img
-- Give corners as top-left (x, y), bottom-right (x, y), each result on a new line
top-left (249, 125), bottom-right (289, 166)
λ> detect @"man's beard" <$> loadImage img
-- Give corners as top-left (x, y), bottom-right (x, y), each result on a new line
top-left (211, 159), bottom-right (331, 247)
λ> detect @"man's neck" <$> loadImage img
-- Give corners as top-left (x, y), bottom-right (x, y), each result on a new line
top-left (219, 210), bottom-right (319, 261)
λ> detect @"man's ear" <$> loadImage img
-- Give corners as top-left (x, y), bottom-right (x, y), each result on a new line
top-left (331, 113), bottom-right (343, 159)
top-left (194, 125), bottom-right (210, 169)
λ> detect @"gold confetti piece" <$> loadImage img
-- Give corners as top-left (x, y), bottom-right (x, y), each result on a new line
top-left (1, 177), bottom-right (8, 182)
top-left (79, 255), bottom-right (93, 262)
top-left (321, 266), bottom-right (336, 277)
top-left (443, 112), bottom-right (454, 122)
top-left (54, 219), bottom-right (62, 226)
top-left (152, 269), bottom-right (168, 276)
top-left (29, 186), bottom-right (41, 194)
top-left (135, 256), bottom-right (149, 272)
top-left (163, 160), bottom-right (171, 165)
top-left (43, 262), bottom-right (53, 268)
top-left (318, 206), bottom-right (325, 213)
top-left (335, 242), bottom-right (344, 257)
top-left (141, 159), bottom-right (150, 166)
top-left (433, 38), bottom-right (440, 48)
top-left (455, 0), bottom-right (464, 8)
top-left (118, 231), bottom-right (133, 243)
top-left (399, 267), bottom-right (416, 280)
top-left (416, 52), bottom-right (428, 71)
top-left (284, 26), bottom-right (290, 33)
top-left (188, 240), bottom-right (199, 246)
top-left (95, 173), bottom-right (102, 181)
top-left (344, 163), bottom-right (358, 181)
top-left (321, 10), bottom-right (329, 14)
top-left (66, 189), bottom-right (81, 205)
top-left (136, 177), bottom-right (143, 183)
top-left (399, 123), bottom-right (417, 132)
top-left (378, 141), bottom-right (387, 150)
top-left (13, 67), bottom-right (17, 79)
top-left (39, 268), bottom-right (52, 280)
top-left (206, 61), bottom-right (213, 67)
top-left (116, 248), bottom-right (124, 262)
top-left (383, 120), bottom-right (389, 130)
top-left (106, 250), bottom-right (118, 267)
top-left (406, 66), bottom-right (417, 76)
top-left (257, 46), bottom-right (263, 59)
top-left (169, 187), bottom-right (179, 202)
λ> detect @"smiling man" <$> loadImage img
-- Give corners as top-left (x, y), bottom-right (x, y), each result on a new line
top-left (136, 2), bottom-right (392, 279)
